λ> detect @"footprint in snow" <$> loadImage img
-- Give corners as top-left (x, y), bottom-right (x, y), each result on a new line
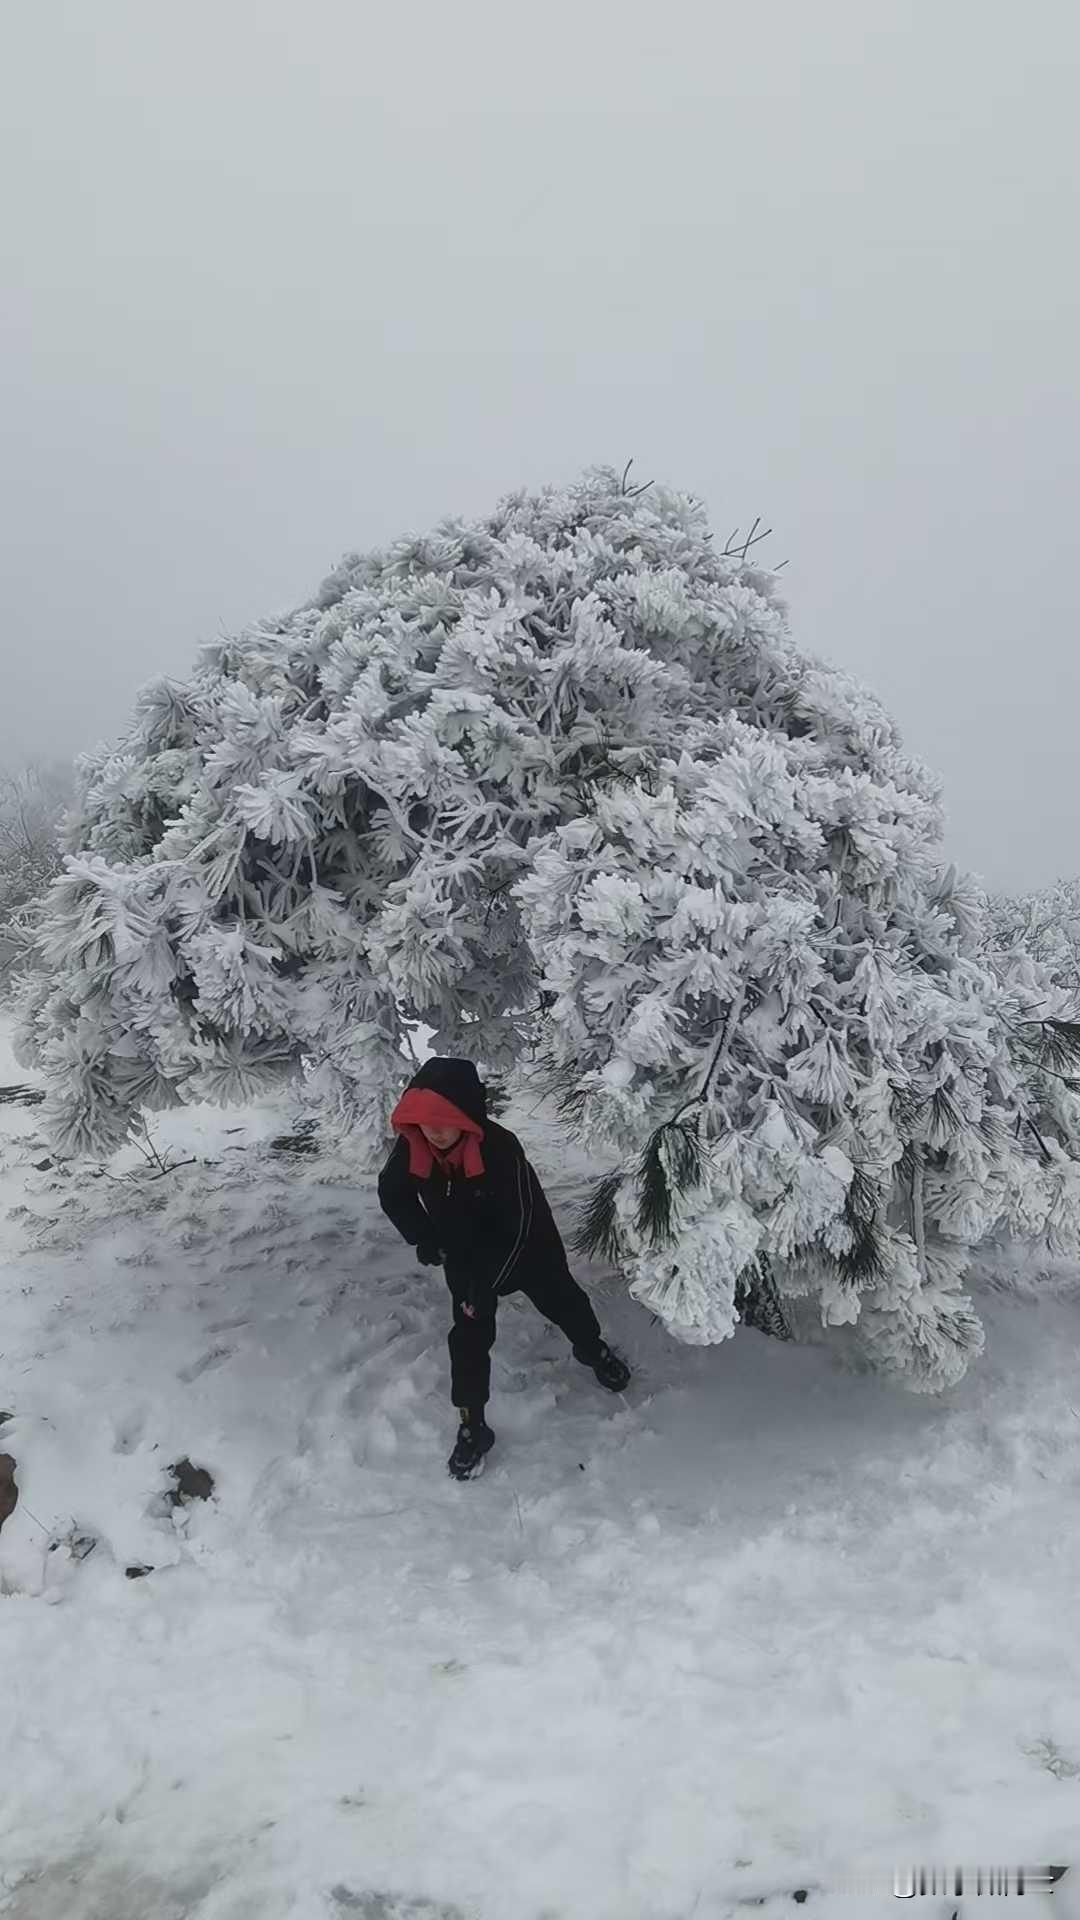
top-left (177, 1345), bottom-right (236, 1383)
top-left (329, 1890), bottom-right (467, 1918)
top-left (498, 1367), bottom-right (532, 1393)
top-left (350, 1410), bottom-right (399, 1463)
top-left (112, 1410), bottom-right (147, 1455)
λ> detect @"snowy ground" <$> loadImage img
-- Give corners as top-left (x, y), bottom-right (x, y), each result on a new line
top-left (2, 1019), bottom-right (1080, 1920)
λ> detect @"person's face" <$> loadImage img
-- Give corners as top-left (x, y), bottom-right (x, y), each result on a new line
top-left (419, 1123), bottom-right (462, 1152)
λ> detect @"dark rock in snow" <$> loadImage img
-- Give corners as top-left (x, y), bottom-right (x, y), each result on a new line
top-left (734, 1887), bottom-right (818, 1910)
top-left (329, 1893), bottom-right (467, 1919)
top-left (168, 1458), bottom-right (215, 1503)
top-left (126, 1564), bottom-right (154, 1579)
top-left (0, 1454), bottom-right (17, 1533)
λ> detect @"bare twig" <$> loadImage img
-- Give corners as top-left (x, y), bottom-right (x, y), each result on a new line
top-left (618, 456), bottom-right (654, 500)
top-left (910, 1151), bottom-right (927, 1282)
top-left (720, 519), bottom-right (775, 562)
top-left (122, 1122), bottom-right (196, 1182)
top-left (673, 981), bottom-right (747, 1123)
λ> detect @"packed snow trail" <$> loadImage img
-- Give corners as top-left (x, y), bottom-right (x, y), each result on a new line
top-left (2, 1027), bottom-right (1080, 1919)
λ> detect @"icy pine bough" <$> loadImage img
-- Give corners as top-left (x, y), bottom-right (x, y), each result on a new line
top-left (15, 467), bottom-right (1080, 1392)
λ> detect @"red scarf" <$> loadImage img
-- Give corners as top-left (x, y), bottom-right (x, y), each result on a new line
top-left (390, 1087), bottom-right (486, 1179)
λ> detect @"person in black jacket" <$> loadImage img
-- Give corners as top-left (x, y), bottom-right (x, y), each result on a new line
top-left (377, 1056), bottom-right (631, 1479)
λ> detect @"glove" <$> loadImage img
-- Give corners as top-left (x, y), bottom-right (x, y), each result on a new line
top-left (416, 1239), bottom-right (445, 1268)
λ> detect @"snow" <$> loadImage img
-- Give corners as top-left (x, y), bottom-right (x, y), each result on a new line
top-left (2, 1015), bottom-right (1080, 1919)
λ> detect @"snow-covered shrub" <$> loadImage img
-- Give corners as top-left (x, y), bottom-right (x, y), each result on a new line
top-left (15, 467), bottom-right (1080, 1391)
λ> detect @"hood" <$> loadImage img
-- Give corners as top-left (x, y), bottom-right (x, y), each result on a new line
top-left (402, 1056), bottom-right (488, 1127)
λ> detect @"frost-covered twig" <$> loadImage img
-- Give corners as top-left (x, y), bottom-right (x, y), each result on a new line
top-left (910, 1151), bottom-right (927, 1282)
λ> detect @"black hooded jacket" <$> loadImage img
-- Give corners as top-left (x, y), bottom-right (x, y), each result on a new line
top-left (376, 1057), bottom-right (570, 1311)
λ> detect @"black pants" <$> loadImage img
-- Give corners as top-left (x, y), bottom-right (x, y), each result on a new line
top-left (445, 1262), bottom-right (604, 1412)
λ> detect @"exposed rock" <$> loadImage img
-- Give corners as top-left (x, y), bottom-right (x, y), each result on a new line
top-left (167, 1458), bottom-right (215, 1504)
top-left (0, 1453), bottom-right (17, 1533)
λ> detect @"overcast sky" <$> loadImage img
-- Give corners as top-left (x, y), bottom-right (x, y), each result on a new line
top-left (3, 1), bottom-right (1077, 891)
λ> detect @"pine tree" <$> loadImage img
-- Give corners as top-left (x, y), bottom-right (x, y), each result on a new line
top-left (988, 876), bottom-right (1080, 998)
top-left (984, 877), bottom-right (1080, 1177)
top-left (15, 467), bottom-right (1080, 1391)
top-left (0, 762), bottom-right (72, 987)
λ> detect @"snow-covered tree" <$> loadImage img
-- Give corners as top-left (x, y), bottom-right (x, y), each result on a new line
top-left (987, 877), bottom-right (1080, 997)
top-left (982, 877), bottom-right (1080, 1168)
top-left (15, 467), bottom-right (1080, 1391)
top-left (0, 761), bottom-right (73, 989)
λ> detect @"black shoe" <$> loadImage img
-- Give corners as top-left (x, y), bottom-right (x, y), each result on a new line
top-left (582, 1341), bottom-right (631, 1393)
top-left (448, 1415), bottom-right (495, 1480)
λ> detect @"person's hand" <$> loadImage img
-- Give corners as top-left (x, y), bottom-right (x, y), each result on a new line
top-left (416, 1240), bottom-right (445, 1267)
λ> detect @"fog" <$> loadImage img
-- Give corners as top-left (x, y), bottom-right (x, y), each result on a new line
top-left (3, 0), bottom-right (1077, 891)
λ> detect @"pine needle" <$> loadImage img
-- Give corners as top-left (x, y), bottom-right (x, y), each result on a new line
top-left (1039, 1019), bottom-right (1080, 1073)
top-left (633, 1120), bottom-right (705, 1248)
top-left (571, 1170), bottom-right (624, 1262)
